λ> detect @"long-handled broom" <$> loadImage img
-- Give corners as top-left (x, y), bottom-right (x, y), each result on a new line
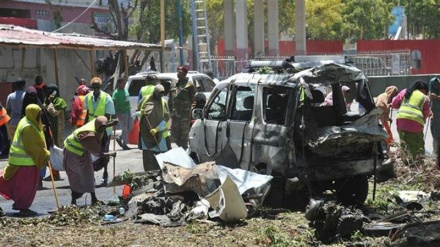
top-left (47, 160), bottom-right (61, 209)
top-left (108, 127), bottom-right (120, 205)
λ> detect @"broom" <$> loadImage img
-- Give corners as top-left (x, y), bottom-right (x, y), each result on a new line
top-left (108, 127), bottom-right (120, 205)
top-left (47, 160), bottom-right (61, 209)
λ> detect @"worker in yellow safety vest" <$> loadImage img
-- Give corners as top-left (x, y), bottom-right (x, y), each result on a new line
top-left (392, 80), bottom-right (430, 159)
top-left (138, 74), bottom-right (158, 104)
top-left (83, 77), bottom-right (115, 186)
top-left (0, 104), bottom-right (49, 216)
top-left (138, 84), bottom-right (171, 171)
top-left (64, 116), bottom-right (117, 205)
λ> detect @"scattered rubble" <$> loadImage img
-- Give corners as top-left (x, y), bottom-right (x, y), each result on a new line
top-left (113, 148), bottom-right (273, 225)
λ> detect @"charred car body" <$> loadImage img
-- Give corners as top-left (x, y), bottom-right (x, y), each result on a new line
top-left (188, 56), bottom-right (389, 206)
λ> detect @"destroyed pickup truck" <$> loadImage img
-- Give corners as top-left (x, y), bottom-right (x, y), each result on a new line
top-left (188, 56), bottom-right (389, 207)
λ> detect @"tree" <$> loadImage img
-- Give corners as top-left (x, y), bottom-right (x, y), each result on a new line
top-left (341, 0), bottom-right (394, 41)
top-left (305, 0), bottom-right (344, 40)
top-left (399, 0), bottom-right (440, 39)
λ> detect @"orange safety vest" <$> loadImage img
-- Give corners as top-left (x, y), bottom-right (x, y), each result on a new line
top-left (76, 96), bottom-right (87, 127)
top-left (0, 107), bottom-right (10, 126)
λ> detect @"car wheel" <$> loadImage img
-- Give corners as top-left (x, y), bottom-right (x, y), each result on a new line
top-left (336, 175), bottom-right (368, 206)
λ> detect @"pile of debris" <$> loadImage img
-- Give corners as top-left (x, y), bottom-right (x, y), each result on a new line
top-left (110, 148), bottom-right (273, 226)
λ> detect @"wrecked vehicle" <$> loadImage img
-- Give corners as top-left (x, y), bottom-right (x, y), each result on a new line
top-left (188, 56), bottom-right (389, 206)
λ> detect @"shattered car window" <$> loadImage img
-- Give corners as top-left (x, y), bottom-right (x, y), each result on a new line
top-left (207, 87), bottom-right (227, 120)
top-left (231, 86), bottom-right (254, 121)
top-left (263, 87), bottom-right (289, 125)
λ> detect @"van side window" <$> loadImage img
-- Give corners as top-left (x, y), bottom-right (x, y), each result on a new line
top-left (231, 86), bottom-right (254, 121)
top-left (264, 87), bottom-right (288, 125)
top-left (206, 87), bottom-right (227, 120)
top-left (200, 77), bottom-right (216, 92)
top-left (128, 79), bottom-right (145, 96)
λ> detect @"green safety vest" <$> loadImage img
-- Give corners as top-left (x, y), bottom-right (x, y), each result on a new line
top-left (86, 91), bottom-right (108, 121)
top-left (64, 120), bottom-right (96, 156)
top-left (397, 90), bottom-right (426, 126)
top-left (8, 118), bottom-right (44, 166)
top-left (140, 85), bottom-right (155, 99)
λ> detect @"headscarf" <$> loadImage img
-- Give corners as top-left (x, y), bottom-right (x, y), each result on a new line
top-left (376, 86), bottom-right (398, 123)
top-left (45, 84), bottom-right (67, 110)
top-left (77, 85), bottom-right (90, 96)
top-left (25, 104), bottom-right (43, 131)
top-left (45, 84), bottom-right (60, 97)
top-left (405, 80), bottom-right (428, 99)
top-left (94, 116), bottom-right (108, 131)
top-left (376, 86), bottom-right (398, 107)
top-left (430, 77), bottom-right (440, 95)
top-left (26, 86), bottom-right (37, 95)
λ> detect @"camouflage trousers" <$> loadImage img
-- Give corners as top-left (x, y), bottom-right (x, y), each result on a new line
top-left (171, 116), bottom-right (191, 150)
top-left (397, 130), bottom-right (424, 160)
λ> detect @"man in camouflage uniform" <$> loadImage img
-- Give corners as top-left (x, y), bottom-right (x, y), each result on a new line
top-left (169, 66), bottom-right (195, 150)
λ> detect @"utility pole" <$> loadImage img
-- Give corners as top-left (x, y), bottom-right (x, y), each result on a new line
top-left (177, 0), bottom-right (184, 66)
top-left (160, 0), bottom-right (165, 72)
top-left (295, 0), bottom-right (306, 55)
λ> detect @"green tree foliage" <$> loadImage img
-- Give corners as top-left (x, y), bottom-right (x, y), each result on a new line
top-left (305, 0), bottom-right (344, 40)
top-left (400, 0), bottom-right (440, 39)
top-left (129, 0), bottom-right (191, 44)
top-left (341, 0), bottom-right (394, 41)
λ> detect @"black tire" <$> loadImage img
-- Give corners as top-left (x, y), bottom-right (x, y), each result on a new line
top-left (336, 175), bottom-right (369, 206)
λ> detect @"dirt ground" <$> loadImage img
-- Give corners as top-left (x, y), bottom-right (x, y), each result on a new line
top-left (0, 147), bottom-right (439, 246)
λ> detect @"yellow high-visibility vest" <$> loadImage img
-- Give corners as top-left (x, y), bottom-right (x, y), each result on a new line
top-left (64, 120), bottom-right (96, 156)
top-left (9, 118), bottom-right (43, 166)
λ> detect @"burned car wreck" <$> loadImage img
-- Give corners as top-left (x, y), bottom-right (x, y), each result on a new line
top-left (188, 57), bottom-right (389, 207)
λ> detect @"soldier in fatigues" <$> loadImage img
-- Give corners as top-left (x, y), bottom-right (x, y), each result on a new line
top-left (169, 66), bottom-right (195, 150)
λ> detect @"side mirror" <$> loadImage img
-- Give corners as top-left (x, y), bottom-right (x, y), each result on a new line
top-left (192, 108), bottom-right (203, 120)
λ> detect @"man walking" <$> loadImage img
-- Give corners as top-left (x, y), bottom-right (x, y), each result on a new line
top-left (112, 78), bottom-right (132, 150)
top-left (168, 66), bottom-right (195, 150)
top-left (5, 79), bottom-right (26, 156)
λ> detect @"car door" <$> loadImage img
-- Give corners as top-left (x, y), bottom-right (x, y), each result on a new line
top-left (190, 82), bottom-right (229, 162)
top-left (226, 83), bottom-right (255, 169)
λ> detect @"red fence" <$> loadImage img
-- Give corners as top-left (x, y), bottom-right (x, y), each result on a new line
top-left (216, 39), bottom-right (440, 74)
top-left (357, 40), bottom-right (440, 74)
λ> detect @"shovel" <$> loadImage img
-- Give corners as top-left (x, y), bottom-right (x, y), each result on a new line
top-left (108, 128), bottom-right (120, 205)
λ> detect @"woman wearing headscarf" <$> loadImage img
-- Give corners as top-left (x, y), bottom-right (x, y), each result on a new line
top-left (63, 116), bottom-right (117, 205)
top-left (42, 84), bottom-right (67, 182)
top-left (44, 84), bottom-right (67, 148)
top-left (70, 84), bottom-right (90, 129)
top-left (376, 86), bottom-right (399, 145)
top-left (392, 80), bottom-right (430, 159)
top-left (429, 77), bottom-right (440, 166)
top-left (139, 84), bottom-right (171, 171)
top-left (0, 104), bottom-right (50, 216)
top-left (22, 86), bottom-right (53, 187)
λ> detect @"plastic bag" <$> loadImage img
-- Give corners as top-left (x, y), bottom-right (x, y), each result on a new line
top-left (49, 145), bottom-right (65, 171)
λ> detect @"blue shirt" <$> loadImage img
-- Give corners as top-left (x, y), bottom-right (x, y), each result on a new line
top-left (6, 90), bottom-right (25, 125)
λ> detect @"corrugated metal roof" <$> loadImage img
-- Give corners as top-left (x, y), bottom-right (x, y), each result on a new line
top-left (0, 24), bottom-right (165, 51)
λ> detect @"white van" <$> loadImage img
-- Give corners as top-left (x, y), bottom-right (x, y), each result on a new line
top-left (125, 71), bottom-right (216, 116)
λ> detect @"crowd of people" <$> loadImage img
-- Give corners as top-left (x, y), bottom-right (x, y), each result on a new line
top-left (0, 65), bottom-right (196, 216)
top-left (0, 67), bottom-right (438, 216)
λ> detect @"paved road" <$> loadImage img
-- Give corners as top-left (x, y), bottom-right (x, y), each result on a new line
top-left (0, 110), bottom-right (435, 217)
top-left (0, 138), bottom-right (145, 217)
